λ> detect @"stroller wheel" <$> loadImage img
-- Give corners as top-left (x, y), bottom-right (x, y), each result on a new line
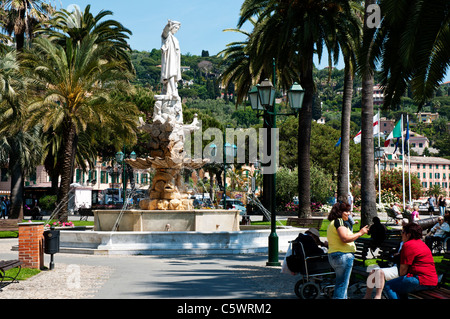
top-left (295, 281), bottom-right (320, 299)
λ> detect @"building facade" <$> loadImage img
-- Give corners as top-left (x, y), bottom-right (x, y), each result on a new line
top-left (381, 154), bottom-right (450, 197)
top-left (0, 160), bottom-right (151, 208)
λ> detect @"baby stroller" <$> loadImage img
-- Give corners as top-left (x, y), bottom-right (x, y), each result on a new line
top-left (287, 240), bottom-right (335, 299)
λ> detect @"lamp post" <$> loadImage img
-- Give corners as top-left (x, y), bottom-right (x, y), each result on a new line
top-left (115, 149), bottom-right (136, 206)
top-left (374, 146), bottom-right (384, 206)
top-left (248, 74), bottom-right (305, 266)
top-left (210, 130), bottom-right (237, 208)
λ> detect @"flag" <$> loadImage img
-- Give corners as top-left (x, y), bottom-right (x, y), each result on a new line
top-left (394, 137), bottom-right (401, 154)
top-left (405, 120), bottom-right (409, 141)
top-left (404, 120), bottom-right (410, 154)
top-left (384, 118), bottom-right (402, 147)
top-left (353, 113), bottom-right (379, 144)
top-left (335, 137), bottom-right (341, 147)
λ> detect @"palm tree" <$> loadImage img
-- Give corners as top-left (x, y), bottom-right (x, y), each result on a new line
top-left (325, 1), bottom-right (363, 202)
top-left (22, 35), bottom-right (139, 221)
top-left (36, 4), bottom-right (133, 70)
top-left (0, 0), bottom-right (54, 51)
top-left (371, 0), bottom-right (450, 108)
top-left (218, 18), bottom-right (262, 105)
top-left (357, 0), bottom-right (378, 226)
top-left (237, 0), bottom-right (362, 217)
top-left (0, 50), bottom-right (44, 219)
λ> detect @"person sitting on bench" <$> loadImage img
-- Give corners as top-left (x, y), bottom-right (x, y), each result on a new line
top-left (425, 216), bottom-right (450, 251)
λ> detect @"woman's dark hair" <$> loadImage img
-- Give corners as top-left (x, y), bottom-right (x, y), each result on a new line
top-left (328, 201), bottom-right (351, 221)
top-left (402, 222), bottom-right (423, 240)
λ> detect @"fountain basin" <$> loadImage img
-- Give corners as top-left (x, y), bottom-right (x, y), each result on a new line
top-left (93, 209), bottom-right (241, 232)
top-left (57, 228), bottom-right (300, 255)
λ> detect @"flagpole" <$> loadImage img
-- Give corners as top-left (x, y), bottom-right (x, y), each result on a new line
top-left (378, 109), bottom-right (381, 206)
top-left (401, 114), bottom-right (405, 211)
top-left (407, 114), bottom-right (412, 205)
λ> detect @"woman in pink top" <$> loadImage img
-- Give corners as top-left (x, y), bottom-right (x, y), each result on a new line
top-left (411, 206), bottom-right (420, 222)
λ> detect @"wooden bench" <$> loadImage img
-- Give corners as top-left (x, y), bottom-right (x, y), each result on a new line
top-left (351, 238), bottom-right (373, 278)
top-left (351, 238), bottom-right (401, 278)
top-left (286, 218), bottom-right (323, 230)
top-left (0, 259), bottom-right (22, 291)
top-left (0, 219), bottom-right (19, 232)
top-left (409, 252), bottom-right (450, 299)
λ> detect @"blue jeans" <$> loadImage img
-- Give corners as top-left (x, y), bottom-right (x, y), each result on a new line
top-left (328, 252), bottom-right (354, 299)
top-left (384, 275), bottom-right (436, 299)
top-left (439, 206), bottom-right (446, 216)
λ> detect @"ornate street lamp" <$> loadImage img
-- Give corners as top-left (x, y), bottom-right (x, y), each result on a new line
top-left (209, 140), bottom-right (237, 207)
top-left (248, 79), bottom-right (305, 267)
top-left (115, 149), bottom-right (137, 206)
top-left (288, 82), bottom-right (305, 111)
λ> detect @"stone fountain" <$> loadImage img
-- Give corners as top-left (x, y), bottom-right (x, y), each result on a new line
top-left (92, 19), bottom-right (239, 232)
top-left (57, 20), bottom-right (299, 254)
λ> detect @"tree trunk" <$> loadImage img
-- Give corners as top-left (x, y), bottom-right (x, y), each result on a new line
top-left (337, 62), bottom-right (353, 201)
top-left (8, 147), bottom-right (24, 220)
top-left (360, 0), bottom-right (378, 227)
top-left (57, 121), bottom-right (77, 222)
top-left (297, 42), bottom-right (314, 218)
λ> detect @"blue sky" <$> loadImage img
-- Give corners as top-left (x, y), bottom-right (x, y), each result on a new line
top-left (56, 1), bottom-right (449, 83)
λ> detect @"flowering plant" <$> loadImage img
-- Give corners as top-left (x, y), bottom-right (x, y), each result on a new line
top-left (310, 202), bottom-right (323, 212)
top-left (45, 221), bottom-right (74, 229)
top-left (285, 202), bottom-right (299, 213)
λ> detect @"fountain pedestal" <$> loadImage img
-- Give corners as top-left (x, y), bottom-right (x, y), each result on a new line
top-left (93, 209), bottom-right (240, 232)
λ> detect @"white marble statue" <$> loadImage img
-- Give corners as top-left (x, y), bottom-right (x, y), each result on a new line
top-left (160, 20), bottom-right (182, 99)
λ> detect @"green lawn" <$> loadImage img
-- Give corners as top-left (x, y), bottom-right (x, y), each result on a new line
top-left (3, 267), bottom-right (41, 281)
top-left (0, 220), bottom-right (94, 238)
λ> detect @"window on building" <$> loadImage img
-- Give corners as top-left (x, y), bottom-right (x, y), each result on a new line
top-left (88, 170), bottom-right (97, 183)
top-left (423, 172), bottom-right (426, 178)
top-left (419, 143), bottom-right (423, 148)
top-left (101, 171), bottom-right (108, 184)
top-left (423, 182), bottom-right (427, 188)
top-left (76, 169), bottom-right (82, 183)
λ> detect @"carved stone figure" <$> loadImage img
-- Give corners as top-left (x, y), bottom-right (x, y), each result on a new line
top-left (125, 20), bottom-right (207, 211)
top-left (160, 20), bottom-right (181, 100)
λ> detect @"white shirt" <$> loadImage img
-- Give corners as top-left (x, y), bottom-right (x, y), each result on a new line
top-left (431, 222), bottom-right (450, 237)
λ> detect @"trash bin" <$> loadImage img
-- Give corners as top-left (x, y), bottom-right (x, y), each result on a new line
top-left (43, 229), bottom-right (60, 255)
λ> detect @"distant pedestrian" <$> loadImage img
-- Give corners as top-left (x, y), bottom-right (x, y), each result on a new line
top-left (411, 206), bottom-right (420, 222)
top-left (0, 197), bottom-right (7, 219)
top-left (5, 196), bottom-right (10, 215)
top-left (438, 196), bottom-right (446, 216)
top-left (428, 196), bottom-right (436, 214)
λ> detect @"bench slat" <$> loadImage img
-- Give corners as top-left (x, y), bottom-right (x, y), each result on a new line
top-left (286, 218), bottom-right (323, 229)
top-left (410, 288), bottom-right (450, 299)
top-left (0, 260), bottom-right (22, 272)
